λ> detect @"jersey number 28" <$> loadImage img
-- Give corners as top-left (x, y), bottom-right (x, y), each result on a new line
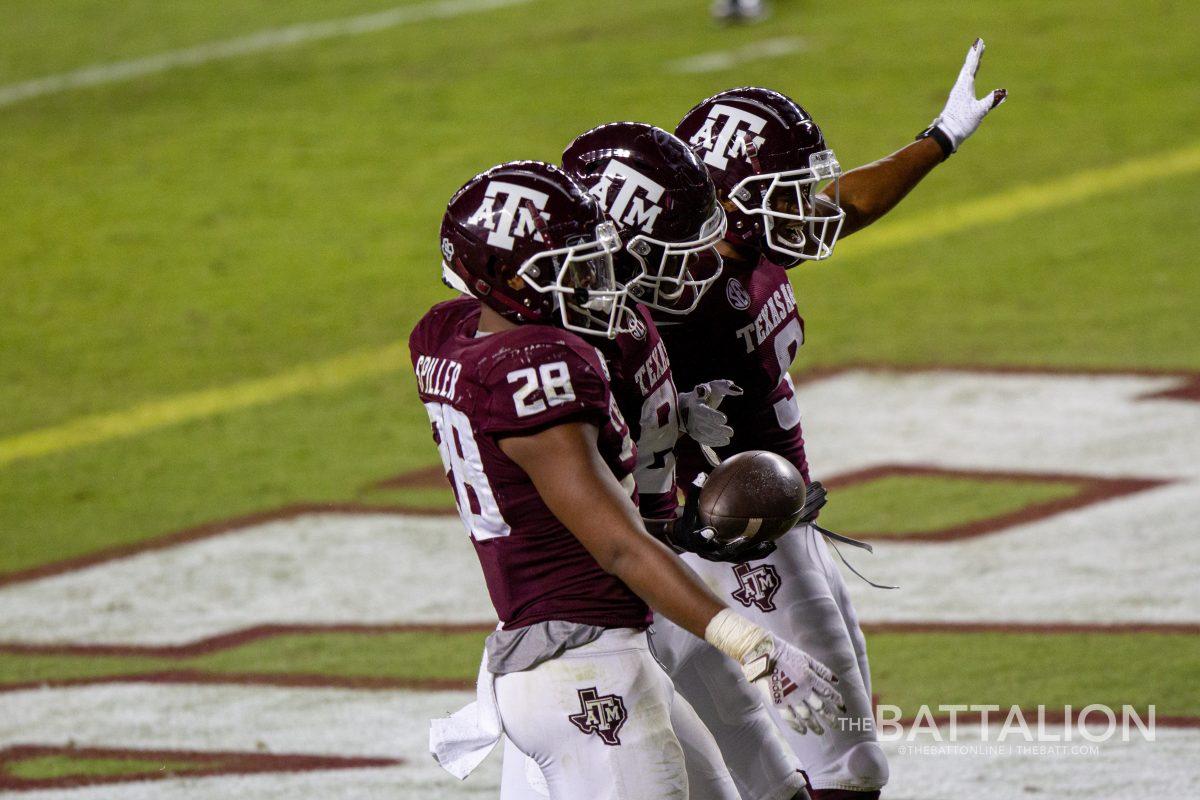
top-left (423, 402), bottom-right (510, 541)
top-left (507, 361), bottom-right (576, 417)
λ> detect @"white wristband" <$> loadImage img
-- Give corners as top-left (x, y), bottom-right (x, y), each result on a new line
top-left (704, 608), bottom-right (771, 663)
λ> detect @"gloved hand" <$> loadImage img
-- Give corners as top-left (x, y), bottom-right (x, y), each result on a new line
top-left (741, 634), bottom-right (845, 735)
top-left (678, 380), bottom-right (743, 448)
top-left (925, 38), bottom-right (1007, 153)
top-left (666, 476), bottom-right (777, 563)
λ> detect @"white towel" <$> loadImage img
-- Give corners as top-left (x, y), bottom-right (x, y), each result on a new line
top-left (429, 648), bottom-right (502, 779)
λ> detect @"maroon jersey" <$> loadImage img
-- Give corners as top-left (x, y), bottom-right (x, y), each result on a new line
top-left (595, 304), bottom-right (681, 523)
top-left (410, 297), bottom-right (650, 630)
top-left (655, 256), bottom-right (810, 487)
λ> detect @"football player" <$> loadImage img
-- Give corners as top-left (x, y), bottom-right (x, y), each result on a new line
top-left (662, 41), bottom-right (1008, 799)
top-left (417, 160), bottom-right (843, 800)
top-left (497, 127), bottom-right (813, 800)
top-left (557, 122), bottom-right (814, 800)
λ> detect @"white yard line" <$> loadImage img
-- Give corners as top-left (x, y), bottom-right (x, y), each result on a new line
top-left (667, 36), bottom-right (807, 74)
top-left (0, 0), bottom-right (535, 109)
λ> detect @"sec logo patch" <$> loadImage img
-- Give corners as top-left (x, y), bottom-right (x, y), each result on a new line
top-left (726, 278), bottom-right (751, 310)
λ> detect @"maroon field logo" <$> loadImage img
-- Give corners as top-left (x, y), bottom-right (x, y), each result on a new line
top-left (568, 687), bottom-right (628, 746)
top-left (731, 562), bottom-right (782, 612)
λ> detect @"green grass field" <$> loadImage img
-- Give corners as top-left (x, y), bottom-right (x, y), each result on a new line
top-left (1, 0), bottom-right (1198, 791)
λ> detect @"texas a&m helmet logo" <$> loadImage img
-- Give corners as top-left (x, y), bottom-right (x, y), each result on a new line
top-left (731, 562), bottom-right (781, 612)
top-left (568, 687), bottom-right (628, 746)
top-left (466, 180), bottom-right (550, 250)
top-left (587, 159), bottom-right (665, 234)
top-left (688, 104), bottom-right (768, 170)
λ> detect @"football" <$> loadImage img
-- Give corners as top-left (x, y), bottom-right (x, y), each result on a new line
top-left (697, 450), bottom-right (808, 544)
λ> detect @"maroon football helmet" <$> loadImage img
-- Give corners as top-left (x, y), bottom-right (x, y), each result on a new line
top-left (440, 160), bottom-right (631, 338)
top-left (676, 87), bottom-right (845, 267)
top-left (562, 122), bottom-right (726, 315)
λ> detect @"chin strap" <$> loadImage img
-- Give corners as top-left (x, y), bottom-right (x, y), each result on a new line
top-left (812, 523), bottom-right (898, 590)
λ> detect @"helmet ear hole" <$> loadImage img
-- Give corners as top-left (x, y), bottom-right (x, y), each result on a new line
top-left (483, 256), bottom-right (498, 278)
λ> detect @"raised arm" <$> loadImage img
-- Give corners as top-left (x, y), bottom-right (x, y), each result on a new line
top-left (500, 420), bottom-right (724, 637)
top-left (824, 138), bottom-right (945, 238)
top-left (823, 38), bottom-right (1007, 239)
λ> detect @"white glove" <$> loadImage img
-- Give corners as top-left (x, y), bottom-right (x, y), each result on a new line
top-left (741, 635), bottom-right (844, 735)
top-left (928, 38), bottom-right (1007, 152)
top-left (678, 380), bottom-right (743, 448)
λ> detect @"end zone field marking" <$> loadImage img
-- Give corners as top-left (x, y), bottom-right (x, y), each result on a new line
top-left (0, 744), bottom-right (403, 792)
top-left (822, 463), bottom-right (1168, 542)
top-left (0, 0), bottom-right (536, 109)
top-left (0, 503), bottom-right (455, 587)
top-left (1, 143), bottom-right (1198, 468)
top-left (667, 37), bottom-right (807, 74)
top-left (0, 671), bottom-right (474, 694)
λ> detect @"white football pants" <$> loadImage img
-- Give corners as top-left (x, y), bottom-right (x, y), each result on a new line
top-left (683, 525), bottom-right (889, 793)
top-left (495, 627), bottom-right (739, 800)
top-left (649, 617), bottom-right (808, 800)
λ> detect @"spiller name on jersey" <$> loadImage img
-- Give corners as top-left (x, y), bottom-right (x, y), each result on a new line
top-left (568, 687), bottom-right (628, 746)
top-left (735, 281), bottom-right (798, 354)
top-left (415, 354), bottom-right (462, 401)
top-left (731, 562), bottom-right (782, 613)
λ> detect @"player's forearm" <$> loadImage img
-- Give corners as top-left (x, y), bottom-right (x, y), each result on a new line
top-left (825, 138), bottom-right (942, 238)
top-left (539, 450), bottom-right (725, 637)
top-left (605, 532), bottom-right (726, 637)
top-left (502, 422), bottom-right (726, 638)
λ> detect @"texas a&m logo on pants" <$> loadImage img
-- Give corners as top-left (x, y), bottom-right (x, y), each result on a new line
top-left (731, 562), bottom-right (782, 612)
top-left (568, 687), bottom-right (628, 746)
